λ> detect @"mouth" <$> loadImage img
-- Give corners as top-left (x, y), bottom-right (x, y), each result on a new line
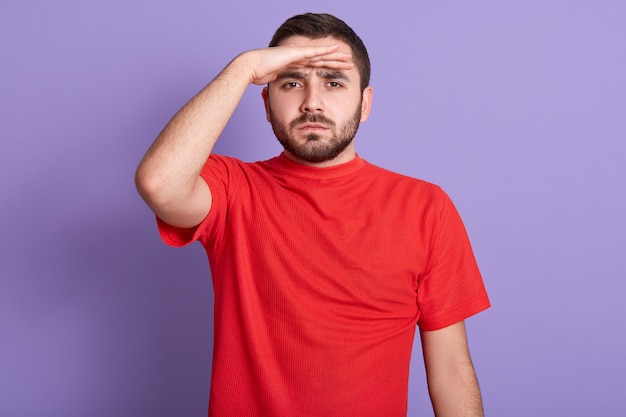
top-left (290, 114), bottom-right (335, 131)
top-left (297, 123), bottom-right (328, 132)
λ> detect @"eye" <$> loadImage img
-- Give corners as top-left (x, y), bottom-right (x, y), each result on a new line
top-left (282, 81), bottom-right (301, 89)
top-left (327, 81), bottom-right (343, 88)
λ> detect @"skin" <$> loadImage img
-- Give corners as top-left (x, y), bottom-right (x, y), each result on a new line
top-left (422, 322), bottom-right (485, 417)
top-left (135, 34), bottom-right (484, 417)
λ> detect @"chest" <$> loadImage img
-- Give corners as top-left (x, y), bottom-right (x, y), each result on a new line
top-left (224, 178), bottom-right (435, 317)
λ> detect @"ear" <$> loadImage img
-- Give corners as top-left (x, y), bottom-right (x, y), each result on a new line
top-left (359, 86), bottom-right (373, 123)
top-left (262, 87), bottom-right (271, 122)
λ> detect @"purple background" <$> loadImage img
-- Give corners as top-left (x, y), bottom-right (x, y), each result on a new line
top-left (2, 1), bottom-right (625, 416)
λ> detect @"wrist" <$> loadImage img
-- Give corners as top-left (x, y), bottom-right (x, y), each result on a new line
top-left (225, 51), bottom-right (257, 85)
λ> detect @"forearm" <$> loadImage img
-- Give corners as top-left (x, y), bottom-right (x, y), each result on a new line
top-left (135, 53), bottom-right (254, 208)
top-left (427, 360), bottom-right (484, 417)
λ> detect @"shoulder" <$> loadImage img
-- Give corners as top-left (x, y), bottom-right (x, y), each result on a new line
top-left (205, 154), bottom-right (248, 169)
top-left (361, 159), bottom-right (446, 198)
top-left (202, 154), bottom-right (275, 176)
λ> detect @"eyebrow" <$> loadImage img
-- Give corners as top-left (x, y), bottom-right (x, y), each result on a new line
top-left (318, 70), bottom-right (350, 82)
top-left (277, 70), bottom-right (351, 82)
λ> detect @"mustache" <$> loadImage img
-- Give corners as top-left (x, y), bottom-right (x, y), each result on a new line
top-left (290, 114), bottom-right (335, 129)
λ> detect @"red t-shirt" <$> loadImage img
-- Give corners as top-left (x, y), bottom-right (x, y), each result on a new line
top-left (157, 153), bottom-right (490, 417)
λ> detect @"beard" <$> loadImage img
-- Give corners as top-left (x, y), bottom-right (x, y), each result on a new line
top-left (269, 104), bottom-right (362, 164)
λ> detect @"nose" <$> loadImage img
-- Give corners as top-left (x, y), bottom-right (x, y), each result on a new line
top-left (300, 85), bottom-right (323, 114)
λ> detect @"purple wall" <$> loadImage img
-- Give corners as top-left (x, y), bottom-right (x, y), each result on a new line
top-left (2, 1), bottom-right (625, 416)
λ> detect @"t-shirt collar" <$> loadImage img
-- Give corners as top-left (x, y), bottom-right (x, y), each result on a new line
top-left (269, 152), bottom-right (366, 181)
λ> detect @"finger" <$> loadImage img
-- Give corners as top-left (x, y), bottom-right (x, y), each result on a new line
top-left (306, 51), bottom-right (352, 62)
top-left (287, 44), bottom-right (351, 63)
top-left (290, 49), bottom-right (353, 69)
top-left (296, 54), bottom-right (354, 70)
top-left (288, 44), bottom-right (340, 57)
top-left (308, 61), bottom-right (355, 70)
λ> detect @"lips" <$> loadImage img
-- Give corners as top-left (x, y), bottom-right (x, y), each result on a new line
top-left (298, 123), bottom-right (328, 131)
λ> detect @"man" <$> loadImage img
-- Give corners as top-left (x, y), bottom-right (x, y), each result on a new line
top-left (136, 13), bottom-right (490, 417)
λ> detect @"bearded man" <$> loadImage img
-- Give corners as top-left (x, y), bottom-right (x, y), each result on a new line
top-left (136, 12), bottom-right (490, 417)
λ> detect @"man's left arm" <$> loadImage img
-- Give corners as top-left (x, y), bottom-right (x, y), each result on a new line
top-left (420, 320), bottom-right (484, 417)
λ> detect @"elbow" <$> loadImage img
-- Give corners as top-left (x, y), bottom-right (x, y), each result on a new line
top-left (135, 164), bottom-right (152, 200)
top-left (134, 161), bottom-right (211, 228)
top-left (135, 164), bottom-right (168, 208)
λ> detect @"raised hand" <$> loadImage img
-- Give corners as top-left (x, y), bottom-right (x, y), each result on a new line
top-left (241, 44), bottom-right (354, 85)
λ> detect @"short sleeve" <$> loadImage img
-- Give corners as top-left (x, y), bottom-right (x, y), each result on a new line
top-left (416, 189), bottom-right (490, 330)
top-left (156, 154), bottom-right (233, 248)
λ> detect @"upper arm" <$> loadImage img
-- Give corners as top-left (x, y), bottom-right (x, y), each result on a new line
top-left (139, 174), bottom-right (213, 229)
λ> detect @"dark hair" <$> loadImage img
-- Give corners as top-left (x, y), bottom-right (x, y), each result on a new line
top-left (269, 13), bottom-right (371, 91)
